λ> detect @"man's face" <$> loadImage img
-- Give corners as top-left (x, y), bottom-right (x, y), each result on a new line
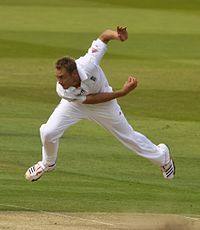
top-left (55, 68), bottom-right (73, 89)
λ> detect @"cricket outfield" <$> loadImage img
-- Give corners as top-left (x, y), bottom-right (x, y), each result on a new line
top-left (0, 0), bottom-right (200, 229)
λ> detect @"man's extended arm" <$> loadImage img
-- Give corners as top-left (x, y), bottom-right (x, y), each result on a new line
top-left (83, 26), bottom-right (134, 104)
top-left (83, 76), bottom-right (137, 104)
top-left (56, 26), bottom-right (135, 104)
top-left (99, 26), bottom-right (128, 44)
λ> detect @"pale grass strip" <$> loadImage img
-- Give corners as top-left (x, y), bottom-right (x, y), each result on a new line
top-left (183, 216), bottom-right (200, 222)
top-left (0, 203), bottom-right (114, 226)
top-left (1, 204), bottom-right (199, 224)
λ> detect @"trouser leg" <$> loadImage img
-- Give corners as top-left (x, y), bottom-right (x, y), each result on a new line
top-left (40, 124), bottom-right (59, 166)
top-left (89, 101), bottom-right (167, 166)
top-left (40, 100), bottom-right (86, 166)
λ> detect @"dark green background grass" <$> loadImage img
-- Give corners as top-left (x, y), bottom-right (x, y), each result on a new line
top-left (0, 0), bottom-right (200, 214)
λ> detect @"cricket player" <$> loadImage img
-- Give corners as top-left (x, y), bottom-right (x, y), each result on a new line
top-left (25, 26), bottom-right (175, 182)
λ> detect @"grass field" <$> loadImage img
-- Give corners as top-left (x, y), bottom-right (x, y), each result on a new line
top-left (0, 0), bottom-right (200, 227)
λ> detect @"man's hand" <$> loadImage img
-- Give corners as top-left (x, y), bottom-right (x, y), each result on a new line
top-left (117, 26), bottom-right (128, 41)
top-left (120, 76), bottom-right (138, 96)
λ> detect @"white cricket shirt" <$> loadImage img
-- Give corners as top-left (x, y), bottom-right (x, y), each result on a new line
top-left (56, 38), bottom-right (113, 102)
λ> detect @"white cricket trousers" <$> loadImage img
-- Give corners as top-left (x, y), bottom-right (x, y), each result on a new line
top-left (40, 99), bottom-right (168, 167)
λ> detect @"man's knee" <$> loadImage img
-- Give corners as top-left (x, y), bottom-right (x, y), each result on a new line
top-left (40, 124), bottom-right (57, 142)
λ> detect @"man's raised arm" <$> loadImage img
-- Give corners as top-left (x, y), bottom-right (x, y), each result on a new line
top-left (99, 26), bottom-right (128, 44)
top-left (82, 26), bottom-right (131, 104)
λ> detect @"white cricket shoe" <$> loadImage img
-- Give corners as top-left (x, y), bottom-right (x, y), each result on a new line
top-left (25, 161), bottom-right (56, 182)
top-left (158, 143), bottom-right (176, 180)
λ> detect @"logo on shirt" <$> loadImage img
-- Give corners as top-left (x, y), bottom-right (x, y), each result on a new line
top-left (80, 88), bottom-right (86, 95)
top-left (92, 48), bottom-right (98, 53)
top-left (90, 76), bottom-right (96, 82)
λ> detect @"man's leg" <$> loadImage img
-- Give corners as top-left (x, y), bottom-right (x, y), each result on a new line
top-left (25, 100), bottom-right (87, 181)
top-left (87, 100), bottom-right (175, 179)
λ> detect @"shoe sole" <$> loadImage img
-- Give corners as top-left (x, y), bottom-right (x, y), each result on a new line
top-left (25, 163), bottom-right (56, 182)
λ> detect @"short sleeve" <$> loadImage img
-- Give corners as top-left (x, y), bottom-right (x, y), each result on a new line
top-left (87, 38), bottom-right (108, 65)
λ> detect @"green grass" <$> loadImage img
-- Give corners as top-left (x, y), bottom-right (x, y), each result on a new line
top-left (0, 0), bottom-right (200, 215)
